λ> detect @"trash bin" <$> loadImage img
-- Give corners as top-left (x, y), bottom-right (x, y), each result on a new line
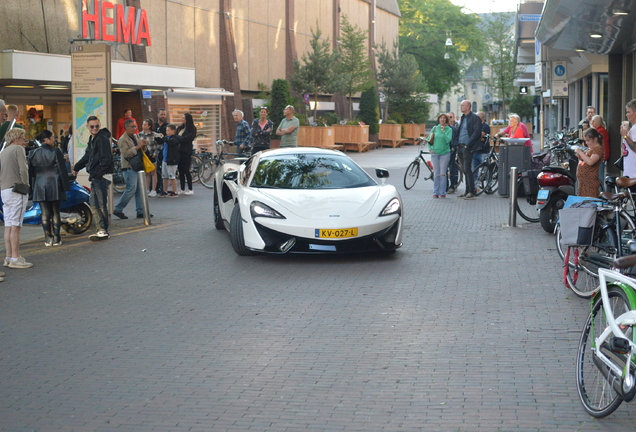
top-left (499, 139), bottom-right (532, 197)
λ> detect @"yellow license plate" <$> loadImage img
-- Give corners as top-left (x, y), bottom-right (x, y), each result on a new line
top-left (315, 228), bottom-right (358, 238)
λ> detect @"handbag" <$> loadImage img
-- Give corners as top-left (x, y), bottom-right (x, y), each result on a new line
top-left (126, 151), bottom-right (144, 172)
top-left (142, 151), bottom-right (156, 173)
top-left (614, 156), bottom-right (625, 171)
top-left (427, 126), bottom-right (436, 144)
top-left (12, 183), bottom-right (29, 195)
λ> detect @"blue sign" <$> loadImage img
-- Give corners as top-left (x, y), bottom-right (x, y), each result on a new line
top-left (535, 40), bottom-right (541, 56)
top-left (520, 14), bottom-right (541, 22)
top-left (142, 90), bottom-right (151, 99)
top-left (554, 65), bottom-right (565, 77)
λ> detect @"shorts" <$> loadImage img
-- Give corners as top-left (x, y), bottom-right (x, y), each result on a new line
top-left (162, 162), bottom-right (178, 180)
top-left (1, 188), bottom-right (29, 227)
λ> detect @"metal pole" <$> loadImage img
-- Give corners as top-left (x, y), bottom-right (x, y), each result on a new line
top-left (509, 166), bottom-right (518, 227)
top-left (138, 170), bottom-right (152, 225)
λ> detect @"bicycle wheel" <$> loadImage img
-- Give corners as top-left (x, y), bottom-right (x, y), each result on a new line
top-left (484, 163), bottom-right (498, 194)
top-left (556, 223), bottom-right (566, 260)
top-left (514, 177), bottom-right (539, 222)
top-left (403, 160), bottom-right (420, 190)
top-left (576, 286), bottom-right (630, 417)
top-left (474, 163), bottom-right (490, 196)
top-left (190, 155), bottom-right (202, 184)
top-left (455, 159), bottom-right (463, 188)
top-left (200, 159), bottom-right (220, 189)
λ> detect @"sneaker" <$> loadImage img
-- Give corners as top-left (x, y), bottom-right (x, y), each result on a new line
top-left (458, 193), bottom-right (467, 198)
top-left (52, 237), bottom-right (62, 246)
top-left (440, 195), bottom-right (446, 198)
top-left (137, 213), bottom-right (154, 218)
top-left (475, 187), bottom-right (482, 195)
top-left (0, 271), bottom-right (5, 277)
top-left (148, 190), bottom-right (157, 197)
top-left (464, 193), bottom-right (476, 200)
top-left (113, 211), bottom-right (128, 219)
top-left (158, 192), bottom-right (168, 198)
top-left (44, 236), bottom-right (53, 247)
top-left (432, 194), bottom-right (439, 198)
top-left (168, 192), bottom-right (178, 198)
top-left (447, 187), bottom-right (455, 194)
top-left (89, 230), bottom-right (109, 241)
top-left (185, 190), bottom-right (194, 195)
top-left (3, 258), bottom-right (9, 268)
top-left (178, 190), bottom-right (185, 195)
top-left (8, 256), bottom-right (33, 269)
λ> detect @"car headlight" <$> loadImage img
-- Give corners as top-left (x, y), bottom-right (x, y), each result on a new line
top-left (380, 198), bottom-right (401, 216)
top-left (250, 201), bottom-right (286, 219)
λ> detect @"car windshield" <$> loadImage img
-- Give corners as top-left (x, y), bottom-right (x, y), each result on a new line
top-left (250, 153), bottom-right (376, 189)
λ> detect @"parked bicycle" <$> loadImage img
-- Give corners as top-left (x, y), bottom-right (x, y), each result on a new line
top-left (474, 135), bottom-right (499, 196)
top-left (403, 137), bottom-right (463, 190)
top-left (576, 250), bottom-right (636, 417)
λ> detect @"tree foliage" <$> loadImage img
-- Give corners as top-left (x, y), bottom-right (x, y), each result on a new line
top-left (336, 15), bottom-right (373, 120)
top-left (290, 24), bottom-right (340, 119)
top-left (482, 12), bottom-right (520, 116)
top-left (358, 86), bottom-right (380, 135)
top-left (375, 41), bottom-right (427, 121)
top-left (270, 79), bottom-right (293, 137)
top-left (398, 0), bottom-right (484, 97)
top-left (509, 94), bottom-right (535, 121)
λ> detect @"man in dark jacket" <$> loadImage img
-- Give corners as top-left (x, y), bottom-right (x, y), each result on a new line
top-left (153, 108), bottom-right (168, 194)
top-left (454, 100), bottom-right (482, 200)
top-left (72, 115), bottom-right (114, 240)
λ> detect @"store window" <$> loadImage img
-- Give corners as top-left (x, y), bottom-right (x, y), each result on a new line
top-left (168, 105), bottom-right (221, 152)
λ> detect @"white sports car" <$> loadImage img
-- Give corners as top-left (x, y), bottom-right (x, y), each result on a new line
top-left (212, 148), bottom-right (403, 255)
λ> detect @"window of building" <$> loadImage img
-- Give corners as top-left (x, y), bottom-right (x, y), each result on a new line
top-left (167, 105), bottom-right (221, 152)
top-left (446, 101), bottom-right (451, 112)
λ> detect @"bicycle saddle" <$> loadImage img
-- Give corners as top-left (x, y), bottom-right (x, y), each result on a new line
top-left (600, 191), bottom-right (630, 201)
top-left (616, 177), bottom-right (636, 188)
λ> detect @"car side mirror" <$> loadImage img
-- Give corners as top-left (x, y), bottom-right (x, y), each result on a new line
top-left (375, 168), bottom-right (390, 179)
top-left (223, 170), bottom-right (238, 181)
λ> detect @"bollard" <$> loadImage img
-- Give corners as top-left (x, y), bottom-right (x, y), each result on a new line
top-left (137, 170), bottom-right (152, 226)
top-left (509, 166), bottom-right (518, 227)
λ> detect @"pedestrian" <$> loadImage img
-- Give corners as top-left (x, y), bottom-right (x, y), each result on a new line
top-left (154, 108), bottom-right (168, 194)
top-left (0, 99), bottom-right (6, 122)
top-left (115, 108), bottom-right (138, 140)
top-left (575, 128), bottom-right (604, 198)
top-left (176, 113), bottom-right (196, 195)
top-left (454, 100), bottom-right (482, 200)
top-left (28, 130), bottom-right (70, 246)
top-left (276, 105), bottom-right (299, 148)
top-left (620, 100), bottom-right (636, 180)
top-left (160, 124), bottom-right (180, 197)
top-left (494, 114), bottom-right (531, 146)
top-left (473, 111), bottom-right (490, 189)
top-left (580, 106), bottom-right (595, 127)
top-left (0, 105), bottom-right (24, 144)
top-left (233, 109), bottom-right (251, 153)
top-left (113, 119), bottom-right (147, 219)
top-left (251, 107), bottom-right (273, 153)
top-left (0, 128), bottom-right (32, 270)
top-left (72, 115), bottom-right (114, 241)
top-left (446, 111), bottom-right (459, 194)
top-left (138, 119), bottom-right (161, 197)
top-left (428, 113), bottom-right (453, 198)
top-left (590, 115), bottom-right (610, 188)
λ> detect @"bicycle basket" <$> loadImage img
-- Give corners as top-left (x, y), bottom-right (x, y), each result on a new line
top-left (559, 202), bottom-right (597, 246)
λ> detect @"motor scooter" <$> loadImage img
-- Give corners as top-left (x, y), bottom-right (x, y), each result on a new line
top-left (0, 177), bottom-right (93, 234)
top-left (536, 165), bottom-right (576, 233)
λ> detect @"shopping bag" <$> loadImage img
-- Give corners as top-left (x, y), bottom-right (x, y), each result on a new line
top-left (142, 151), bottom-right (155, 173)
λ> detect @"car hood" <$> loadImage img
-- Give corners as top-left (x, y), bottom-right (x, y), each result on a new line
top-left (257, 187), bottom-right (381, 219)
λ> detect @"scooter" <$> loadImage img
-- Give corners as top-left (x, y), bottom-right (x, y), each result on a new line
top-left (0, 177), bottom-right (93, 234)
top-left (536, 165), bottom-right (576, 234)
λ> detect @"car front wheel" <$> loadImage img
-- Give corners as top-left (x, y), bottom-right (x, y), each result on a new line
top-left (229, 204), bottom-right (253, 256)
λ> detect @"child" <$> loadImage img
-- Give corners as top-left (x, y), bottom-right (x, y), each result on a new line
top-left (160, 124), bottom-right (180, 197)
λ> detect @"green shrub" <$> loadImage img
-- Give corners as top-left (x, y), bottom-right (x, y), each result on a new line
top-left (359, 87), bottom-right (380, 135)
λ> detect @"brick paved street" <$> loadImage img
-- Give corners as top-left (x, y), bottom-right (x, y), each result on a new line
top-left (0, 146), bottom-right (633, 431)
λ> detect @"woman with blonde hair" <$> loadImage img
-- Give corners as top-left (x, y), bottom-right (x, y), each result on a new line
top-left (0, 128), bottom-right (32, 270)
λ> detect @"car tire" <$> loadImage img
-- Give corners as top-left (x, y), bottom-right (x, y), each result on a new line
top-left (230, 204), bottom-right (253, 256)
top-left (213, 182), bottom-right (224, 230)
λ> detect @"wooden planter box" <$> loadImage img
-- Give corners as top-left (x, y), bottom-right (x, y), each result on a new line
top-left (332, 125), bottom-right (373, 152)
top-left (379, 124), bottom-right (406, 148)
top-left (297, 126), bottom-right (341, 149)
top-left (402, 124), bottom-right (426, 144)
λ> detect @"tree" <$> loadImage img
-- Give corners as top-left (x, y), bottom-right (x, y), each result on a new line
top-left (509, 94), bottom-right (535, 121)
top-left (336, 15), bottom-right (373, 120)
top-left (290, 24), bottom-right (340, 119)
top-left (359, 86), bottom-right (380, 135)
top-left (270, 79), bottom-right (293, 138)
top-left (398, 0), bottom-right (484, 97)
top-left (482, 12), bottom-right (520, 116)
top-left (375, 41), bottom-right (427, 121)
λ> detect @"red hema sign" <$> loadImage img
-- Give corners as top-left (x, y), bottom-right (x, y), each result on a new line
top-left (82, 0), bottom-right (152, 46)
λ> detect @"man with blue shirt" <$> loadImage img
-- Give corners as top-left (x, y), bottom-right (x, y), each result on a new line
top-left (233, 110), bottom-right (251, 152)
top-left (454, 100), bottom-right (482, 200)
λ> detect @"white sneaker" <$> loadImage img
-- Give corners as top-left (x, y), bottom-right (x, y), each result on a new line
top-left (148, 190), bottom-right (157, 197)
top-left (3, 258), bottom-right (9, 267)
top-left (8, 256), bottom-right (33, 269)
top-left (179, 190), bottom-right (185, 195)
top-left (185, 190), bottom-right (194, 195)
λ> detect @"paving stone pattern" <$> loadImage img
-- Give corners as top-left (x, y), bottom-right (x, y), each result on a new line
top-left (0, 149), bottom-right (633, 431)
